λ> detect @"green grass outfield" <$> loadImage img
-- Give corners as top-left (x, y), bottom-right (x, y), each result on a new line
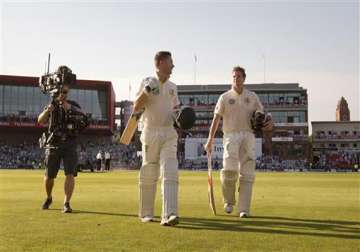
top-left (0, 170), bottom-right (359, 252)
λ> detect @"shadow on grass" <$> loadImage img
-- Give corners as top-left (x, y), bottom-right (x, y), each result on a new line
top-left (176, 216), bottom-right (360, 239)
top-left (216, 214), bottom-right (360, 226)
top-left (48, 208), bottom-right (138, 218)
top-left (46, 209), bottom-right (359, 239)
top-left (252, 216), bottom-right (360, 226)
top-left (74, 210), bottom-right (138, 218)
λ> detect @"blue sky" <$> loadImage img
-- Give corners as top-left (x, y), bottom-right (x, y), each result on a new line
top-left (0, 0), bottom-right (359, 124)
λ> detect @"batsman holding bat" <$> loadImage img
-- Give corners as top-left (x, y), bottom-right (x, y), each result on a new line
top-left (133, 51), bottom-right (180, 226)
top-left (204, 66), bottom-right (273, 218)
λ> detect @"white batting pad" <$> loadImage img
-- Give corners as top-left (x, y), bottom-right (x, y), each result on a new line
top-left (238, 180), bottom-right (254, 214)
top-left (220, 169), bottom-right (239, 205)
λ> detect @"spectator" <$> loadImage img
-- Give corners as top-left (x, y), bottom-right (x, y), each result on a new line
top-left (105, 151), bottom-right (111, 171)
top-left (96, 150), bottom-right (103, 171)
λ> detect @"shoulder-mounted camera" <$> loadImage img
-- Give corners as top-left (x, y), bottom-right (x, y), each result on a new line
top-left (39, 65), bottom-right (76, 97)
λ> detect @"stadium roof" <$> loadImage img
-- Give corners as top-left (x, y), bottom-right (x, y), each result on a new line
top-left (0, 74), bottom-right (112, 89)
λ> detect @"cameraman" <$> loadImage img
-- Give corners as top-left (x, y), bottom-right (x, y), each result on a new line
top-left (38, 66), bottom-right (84, 213)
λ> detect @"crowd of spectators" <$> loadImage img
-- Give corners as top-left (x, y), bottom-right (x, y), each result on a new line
top-left (256, 152), bottom-right (359, 171)
top-left (255, 155), bottom-right (308, 171)
top-left (178, 152), bottom-right (359, 172)
top-left (77, 140), bottom-right (141, 169)
top-left (178, 155), bottom-right (309, 171)
top-left (0, 114), bottom-right (38, 124)
top-left (0, 141), bottom-right (43, 168)
top-left (314, 151), bottom-right (359, 170)
top-left (1, 140), bottom-right (358, 172)
top-left (0, 140), bottom-right (141, 170)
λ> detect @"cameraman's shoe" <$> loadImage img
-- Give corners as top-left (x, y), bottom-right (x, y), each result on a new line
top-left (41, 197), bottom-right (52, 210)
top-left (63, 202), bottom-right (72, 213)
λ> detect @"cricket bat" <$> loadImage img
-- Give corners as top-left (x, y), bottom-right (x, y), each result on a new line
top-left (207, 154), bottom-right (217, 215)
top-left (119, 111), bottom-right (143, 145)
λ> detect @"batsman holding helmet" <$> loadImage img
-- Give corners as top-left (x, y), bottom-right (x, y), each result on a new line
top-left (133, 51), bottom-right (180, 226)
top-left (204, 66), bottom-right (273, 218)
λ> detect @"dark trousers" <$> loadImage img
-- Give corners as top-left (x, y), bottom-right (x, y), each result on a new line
top-left (105, 159), bottom-right (110, 170)
top-left (97, 159), bottom-right (101, 171)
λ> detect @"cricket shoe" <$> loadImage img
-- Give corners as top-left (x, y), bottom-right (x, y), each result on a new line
top-left (239, 212), bottom-right (249, 218)
top-left (160, 215), bottom-right (179, 226)
top-left (63, 202), bottom-right (73, 213)
top-left (41, 197), bottom-right (52, 210)
top-left (141, 216), bottom-right (154, 223)
top-left (224, 203), bottom-right (233, 214)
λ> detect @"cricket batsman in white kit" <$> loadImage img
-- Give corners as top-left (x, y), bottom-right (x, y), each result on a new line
top-left (204, 66), bottom-right (273, 218)
top-left (133, 51), bottom-right (180, 226)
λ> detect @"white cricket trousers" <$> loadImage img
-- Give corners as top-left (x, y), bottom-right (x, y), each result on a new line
top-left (139, 126), bottom-right (178, 219)
top-left (221, 131), bottom-right (256, 214)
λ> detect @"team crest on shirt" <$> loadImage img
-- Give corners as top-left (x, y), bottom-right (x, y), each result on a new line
top-left (228, 98), bottom-right (235, 105)
top-left (169, 89), bottom-right (174, 96)
top-left (244, 97), bottom-right (250, 104)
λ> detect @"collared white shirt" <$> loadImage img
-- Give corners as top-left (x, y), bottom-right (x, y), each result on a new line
top-left (137, 76), bottom-right (180, 128)
top-left (214, 88), bottom-right (264, 133)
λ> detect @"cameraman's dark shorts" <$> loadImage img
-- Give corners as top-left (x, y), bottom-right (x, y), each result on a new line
top-left (44, 141), bottom-right (78, 179)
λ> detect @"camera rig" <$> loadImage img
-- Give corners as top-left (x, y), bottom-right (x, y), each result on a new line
top-left (39, 65), bottom-right (76, 97)
top-left (38, 64), bottom-right (88, 148)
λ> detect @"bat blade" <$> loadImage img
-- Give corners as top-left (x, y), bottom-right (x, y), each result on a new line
top-left (119, 112), bottom-right (142, 145)
top-left (207, 155), bottom-right (216, 215)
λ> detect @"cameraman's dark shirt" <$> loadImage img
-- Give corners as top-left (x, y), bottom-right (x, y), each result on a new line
top-left (48, 99), bottom-right (82, 145)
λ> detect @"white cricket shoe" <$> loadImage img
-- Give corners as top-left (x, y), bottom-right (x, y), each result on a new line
top-left (160, 215), bottom-right (179, 226)
top-left (141, 216), bottom-right (154, 223)
top-left (239, 212), bottom-right (249, 218)
top-left (224, 204), bottom-right (233, 214)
